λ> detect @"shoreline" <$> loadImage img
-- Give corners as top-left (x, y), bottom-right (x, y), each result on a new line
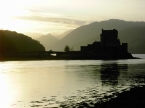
top-left (94, 85), bottom-right (145, 108)
top-left (75, 85), bottom-right (145, 108)
top-left (0, 56), bottom-right (139, 61)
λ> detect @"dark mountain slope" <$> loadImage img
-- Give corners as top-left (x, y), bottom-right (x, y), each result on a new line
top-left (52, 19), bottom-right (145, 51)
top-left (0, 30), bottom-right (17, 53)
top-left (1, 30), bottom-right (45, 53)
top-left (119, 27), bottom-right (145, 53)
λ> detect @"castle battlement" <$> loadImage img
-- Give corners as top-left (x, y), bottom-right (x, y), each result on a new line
top-left (81, 29), bottom-right (128, 54)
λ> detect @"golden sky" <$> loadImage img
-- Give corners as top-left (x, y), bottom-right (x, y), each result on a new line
top-left (0, 0), bottom-right (145, 37)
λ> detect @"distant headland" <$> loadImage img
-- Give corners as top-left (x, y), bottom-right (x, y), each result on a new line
top-left (0, 29), bottom-right (136, 60)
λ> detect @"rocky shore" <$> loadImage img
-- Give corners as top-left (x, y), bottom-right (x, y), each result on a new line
top-left (76, 85), bottom-right (145, 108)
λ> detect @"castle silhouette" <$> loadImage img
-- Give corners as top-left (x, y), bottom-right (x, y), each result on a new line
top-left (44, 29), bottom-right (133, 60)
top-left (80, 29), bottom-right (129, 58)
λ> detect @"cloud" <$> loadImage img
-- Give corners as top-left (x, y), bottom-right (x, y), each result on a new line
top-left (14, 15), bottom-right (87, 26)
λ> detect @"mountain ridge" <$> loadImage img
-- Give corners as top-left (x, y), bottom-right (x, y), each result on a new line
top-left (50, 19), bottom-right (145, 53)
top-left (36, 33), bottom-right (59, 51)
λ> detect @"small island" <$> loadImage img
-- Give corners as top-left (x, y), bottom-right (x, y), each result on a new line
top-left (0, 29), bottom-right (135, 60)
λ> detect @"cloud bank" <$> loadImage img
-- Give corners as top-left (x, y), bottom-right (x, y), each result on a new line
top-left (14, 15), bottom-right (88, 26)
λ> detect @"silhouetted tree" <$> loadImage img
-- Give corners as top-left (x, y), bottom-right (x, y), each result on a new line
top-left (49, 50), bottom-right (53, 52)
top-left (64, 45), bottom-right (70, 52)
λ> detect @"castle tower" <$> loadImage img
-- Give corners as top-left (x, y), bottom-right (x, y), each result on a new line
top-left (100, 29), bottom-right (119, 47)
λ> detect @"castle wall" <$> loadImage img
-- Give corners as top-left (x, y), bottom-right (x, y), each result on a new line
top-left (122, 43), bottom-right (128, 53)
top-left (80, 29), bottom-right (128, 54)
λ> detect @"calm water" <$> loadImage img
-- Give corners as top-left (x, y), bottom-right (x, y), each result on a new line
top-left (0, 54), bottom-right (145, 108)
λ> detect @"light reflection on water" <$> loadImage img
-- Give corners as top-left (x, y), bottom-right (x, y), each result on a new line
top-left (0, 55), bottom-right (145, 108)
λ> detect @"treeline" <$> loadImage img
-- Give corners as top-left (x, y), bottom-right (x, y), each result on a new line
top-left (0, 30), bottom-right (45, 53)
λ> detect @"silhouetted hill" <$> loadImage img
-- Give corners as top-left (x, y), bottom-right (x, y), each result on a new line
top-left (51, 19), bottom-right (145, 53)
top-left (36, 33), bottom-right (59, 51)
top-left (57, 29), bottom-right (73, 39)
top-left (0, 30), bottom-right (45, 53)
top-left (119, 27), bottom-right (145, 53)
top-left (0, 30), bottom-right (17, 53)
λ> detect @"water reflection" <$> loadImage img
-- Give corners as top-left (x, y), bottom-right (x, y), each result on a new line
top-left (1, 59), bottom-right (145, 108)
top-left (100, 63), bottom-right (128, 86)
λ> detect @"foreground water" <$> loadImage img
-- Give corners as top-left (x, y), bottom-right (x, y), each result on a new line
top-left (0, 54), bottom-right (145, 108)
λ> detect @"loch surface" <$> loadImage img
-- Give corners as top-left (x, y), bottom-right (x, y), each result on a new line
top-left (0, 54), bottom-right (145, 108)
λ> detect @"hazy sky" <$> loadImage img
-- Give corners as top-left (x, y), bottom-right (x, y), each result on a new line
top-left (0, 0), bottom-right (145, 37)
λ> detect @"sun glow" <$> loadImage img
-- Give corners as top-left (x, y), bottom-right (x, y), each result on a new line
top-left (0, 1), bottom-right (32, 32)
top-left (0, 75), bottom-right (14, 107)
top-left (0, 63), bottom-right (17, 108)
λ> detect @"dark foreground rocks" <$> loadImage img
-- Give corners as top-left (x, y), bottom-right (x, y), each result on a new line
top-left (93, 86), bottom-right (145, 108)
top-left (59, 86), bottom-right (145, 108)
